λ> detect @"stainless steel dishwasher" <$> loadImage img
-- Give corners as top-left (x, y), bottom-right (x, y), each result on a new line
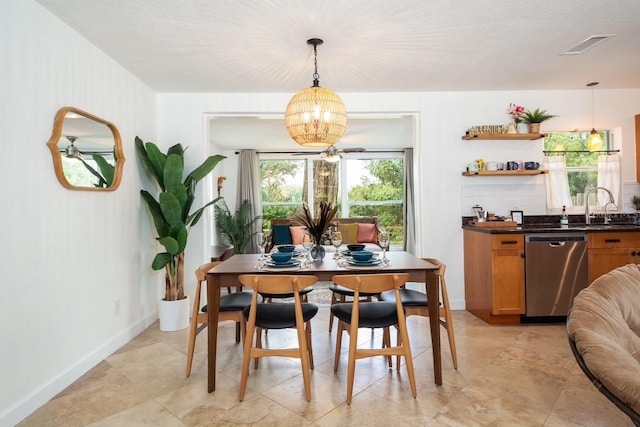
top-left (525, 234), bottom-right (588, 317)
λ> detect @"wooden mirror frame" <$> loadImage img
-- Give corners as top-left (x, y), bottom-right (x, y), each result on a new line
top-left (46, 106), bottom-right (125, 191)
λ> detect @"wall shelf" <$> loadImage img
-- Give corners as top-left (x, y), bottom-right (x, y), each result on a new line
top-left (462, 170), bottom-right (548, 176)
top-left (462, 133), bottom-right (547, 140)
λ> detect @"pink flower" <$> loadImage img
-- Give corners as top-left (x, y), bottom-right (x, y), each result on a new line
top-left (506, 103), bottom-right (525, 123)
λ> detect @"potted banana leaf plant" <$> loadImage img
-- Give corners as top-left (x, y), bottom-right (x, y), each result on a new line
top-left (135, 136), bottom-right (225, 331)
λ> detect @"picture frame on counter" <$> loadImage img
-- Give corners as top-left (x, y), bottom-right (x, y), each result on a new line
top-left (511, 210), bottom-right (523, 225)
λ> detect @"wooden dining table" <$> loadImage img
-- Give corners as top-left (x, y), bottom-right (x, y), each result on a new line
top-left (205, 251), bottom-right (441, 392)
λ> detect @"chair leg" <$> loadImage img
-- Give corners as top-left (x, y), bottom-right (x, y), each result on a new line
top-left (333, 321), bottom-right (344, 372)
top-left (345, 322), bottom-right (359, 405)
top-left (383, 327), bottom-right (392, 367)
top-left (186, 282), bottom-right (202, 377)
top-left (254, 327), bottom-right (262, 370)
top-left (185, 316), bottom-right (199, 377)
top-left (235, 322), bottom-right (241, 343)
top-left (397, 314), bottom-right (417, 398)
top-left (298, 320), bottom-right (312, 401)
top-left (440, 275), bottom-right (458, 369)
top-left (305, 321), bottom-right (315, 370)
top-left (239, 318), bottom-right (256, 401)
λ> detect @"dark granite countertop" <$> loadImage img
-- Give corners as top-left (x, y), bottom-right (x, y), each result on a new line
top-left (462, 214), bottom-right (640, 234)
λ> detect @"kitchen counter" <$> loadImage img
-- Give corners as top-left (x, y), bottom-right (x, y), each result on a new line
top-left (462, 222), bottom-right (640, 234)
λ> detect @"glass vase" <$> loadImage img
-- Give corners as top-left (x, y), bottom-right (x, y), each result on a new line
top-left (310, 244), bottom-right (326, 261)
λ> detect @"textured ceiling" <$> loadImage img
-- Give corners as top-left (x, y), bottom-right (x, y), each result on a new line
top-left (37, 0), bottom-right (640, 92)
top-left (35, 0), bottom-right (640, 150)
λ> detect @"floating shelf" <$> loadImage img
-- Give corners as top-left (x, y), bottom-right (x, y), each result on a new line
top-left (462, 133), bottom-right (547, 141)
top-left (462, 170), bottom-right (548, 176)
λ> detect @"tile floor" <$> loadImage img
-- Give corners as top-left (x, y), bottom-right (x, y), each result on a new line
top-left (19, 286), bottom-right (632, 426)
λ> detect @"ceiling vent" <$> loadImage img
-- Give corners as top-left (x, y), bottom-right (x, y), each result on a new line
top-left (563, 35), bottom-right (614, 54)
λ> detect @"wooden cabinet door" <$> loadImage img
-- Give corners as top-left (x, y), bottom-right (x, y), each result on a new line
top-left (491, 236), bottom-right (525, 315)
top-left (588, 248), bottom-right (637, 283)
top-left (588, 232), bottom-right (640, 283)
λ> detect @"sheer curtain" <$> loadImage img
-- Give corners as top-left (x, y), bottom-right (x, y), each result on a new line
top-left (543, 156), bottom-right (572, 209)
top-left (403, 149), bottom-right (415, 253)
top-left (596, 154), bottom-right (621, 207)
top-left (236, 150), bottom-right (262, 253)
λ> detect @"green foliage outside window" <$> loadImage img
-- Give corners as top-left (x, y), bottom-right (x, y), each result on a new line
top-left (258, 157), bottom-right (405, 245)
top-left (543, 130), bottom-right (608, 205)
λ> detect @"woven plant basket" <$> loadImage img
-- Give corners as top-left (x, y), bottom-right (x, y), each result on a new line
top-left (528, 123), bottom-right (541, 134)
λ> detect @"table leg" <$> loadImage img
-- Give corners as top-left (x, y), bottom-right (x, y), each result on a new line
top-left (206, 274), bottom-right (221, 392)
top-left (426, 269), bottom-right (442, 385)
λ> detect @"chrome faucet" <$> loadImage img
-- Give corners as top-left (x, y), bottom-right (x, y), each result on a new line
top-left (584, 187), bottom-right (615, 224)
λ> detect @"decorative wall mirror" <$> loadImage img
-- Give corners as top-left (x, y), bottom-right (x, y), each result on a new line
top-left (46, 106), bottom-right (125, 191)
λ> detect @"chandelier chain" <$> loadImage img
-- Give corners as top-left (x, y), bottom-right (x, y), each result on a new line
top-left (312, 43), bottom-right (320, 86)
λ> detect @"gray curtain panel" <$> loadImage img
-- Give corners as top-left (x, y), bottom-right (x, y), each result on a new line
top-left (236, 150), bottom-right (263, 253)
top-left (403, 148), bottom-right (415, 253)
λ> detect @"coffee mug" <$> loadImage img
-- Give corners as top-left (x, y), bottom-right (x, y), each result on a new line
top-left (485, 161), bottom-right (498, 171)
top-left (524, 161), bottom-right (540, 170)
top-left (507, 161), bottom-right (519, 171)
top-left (467, 162), bottom-right (479, 172)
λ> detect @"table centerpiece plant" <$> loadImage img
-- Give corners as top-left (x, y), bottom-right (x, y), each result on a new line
top-left (136, 136), bottom-right (225, 330)
top-left (214, 198), bottom-right (262, 254)
top-left (290, 201), bottom-right (338, 260)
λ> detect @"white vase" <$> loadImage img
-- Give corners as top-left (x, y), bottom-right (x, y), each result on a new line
top-left (517, 123), bottom-right (529, 133)
top-left (159, 296), bottom-right (190, 331)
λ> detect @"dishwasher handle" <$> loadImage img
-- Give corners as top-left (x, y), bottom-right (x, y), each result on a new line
top-left (548, 241), bottom-right (565, 247)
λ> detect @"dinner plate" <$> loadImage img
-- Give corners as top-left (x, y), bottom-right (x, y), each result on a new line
top-left (265, 260), bottom-right (301, 268)
top-left (347, 258), bottom-right (382, 266)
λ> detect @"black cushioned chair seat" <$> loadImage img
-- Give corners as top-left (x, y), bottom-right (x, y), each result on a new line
top-left (380, 288), bottom-right (439, 307)
top-left (202, 291), bottom-right (254, 313)
top-left (330, 284), bottom-right (379, 297)
top-left (331, 301), bottom-right (398, 328)
top-left (244, 303), bottom-right (319, 329)
top-left (259, 286), bottom-right (313, 300)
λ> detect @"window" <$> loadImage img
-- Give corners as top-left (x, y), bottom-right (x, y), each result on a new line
top-left (259, 154), bottom-right (404, 245)
top-left (543, 130), bottom-right (611, 209)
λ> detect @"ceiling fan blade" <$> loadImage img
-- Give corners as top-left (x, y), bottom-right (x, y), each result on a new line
top-left (340, 147), bottom-right (366, 153)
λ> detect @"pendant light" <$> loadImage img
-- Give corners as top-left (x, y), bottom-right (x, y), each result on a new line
top-left (587, 82), bottom-right (603, 151)
top-left (285, 38), bottom-right (347, 147)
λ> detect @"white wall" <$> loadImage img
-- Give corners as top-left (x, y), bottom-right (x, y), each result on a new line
top-left (157, 89), bottom-right (640, 314)
top-left (1, 2), bottom-right (158, 425)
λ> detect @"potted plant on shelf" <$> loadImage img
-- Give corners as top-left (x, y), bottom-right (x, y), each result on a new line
top-left (214, 199), bottom-right (262, 254)
top-left (521, 108), bottom-right (557, 134)
top-left (135, 136), bottom-right (225, 331)
top-left (290, 201), bottom-right (337, 260)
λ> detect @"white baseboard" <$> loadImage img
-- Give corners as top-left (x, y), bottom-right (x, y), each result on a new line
top-left (0, 311), bottom-right (157, 427)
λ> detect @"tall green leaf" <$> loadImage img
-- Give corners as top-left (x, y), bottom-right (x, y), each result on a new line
top-left (93, 154), bottom-right (115, 186)
top-left (140, 190), bottom-right (170, 237)
top-left (158, 236), bottom-right (179, 254)
top-left (185, 155), bottom-right (226, 185)
top-left (159, 192), bottom-right (182, 226)
top-left (151, 252), bottom-right (172, 271)
top-left (145, 142), bottom-right (167, 189)
top-left (135, 137), bottom-right (159, 186)
top-left (163, 154), bottom-right (184, 191)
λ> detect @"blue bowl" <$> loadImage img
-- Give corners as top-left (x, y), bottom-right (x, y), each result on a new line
top-left (277, 244), bottom-right (296, 253)
top-left (271, 252), bottom-right (293, 263)
top-left (351, 250), bottom-right (373, 262)
top-left (347, 244), bottom-right (366, 252)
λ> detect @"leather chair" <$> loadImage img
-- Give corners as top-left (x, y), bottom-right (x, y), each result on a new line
top-left (185, 261), bottom-right (253, 377)
top-left (237, 274), bottom-right (319, 402)
top-left (331, 273), bottom-right (417, 404)
top-left (379, 258), bottom-right (458, 369)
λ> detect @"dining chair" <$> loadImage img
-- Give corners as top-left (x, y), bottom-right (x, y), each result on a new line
top-left (379, 258), bottom-right (458, 369)
top-left (185, 261), bottom-right (254, 377)
top-left (237, 274), bottom-right (319, 401)
top-left (331, 273), bottom-right (417, 404)
top-left (327, 284), bottom-right (379, 332)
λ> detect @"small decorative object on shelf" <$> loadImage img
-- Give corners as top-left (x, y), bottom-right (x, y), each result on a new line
top-left (506, 103), bottom-right (525, 133)
top-left (521, 107), bottom-right (557, 134)
top-left (466, 124), bottom-right (506, 135)
top-left (462, 133), bottom-right (547, 140)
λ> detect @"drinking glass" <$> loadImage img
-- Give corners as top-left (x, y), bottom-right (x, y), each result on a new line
top-left (378, 231), bottom-right (390, 264)
top-left (302, 234), bottom-right (313, 261)
top-left (331, 231), bottom-right (343, 258)
top-left (256, 232), bottom-right (267, 259)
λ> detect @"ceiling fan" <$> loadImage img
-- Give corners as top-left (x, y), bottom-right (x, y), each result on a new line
top-left (59, 135), bottom-right (114, 158)
top-left (292, 145), bottom-right (365, 162)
